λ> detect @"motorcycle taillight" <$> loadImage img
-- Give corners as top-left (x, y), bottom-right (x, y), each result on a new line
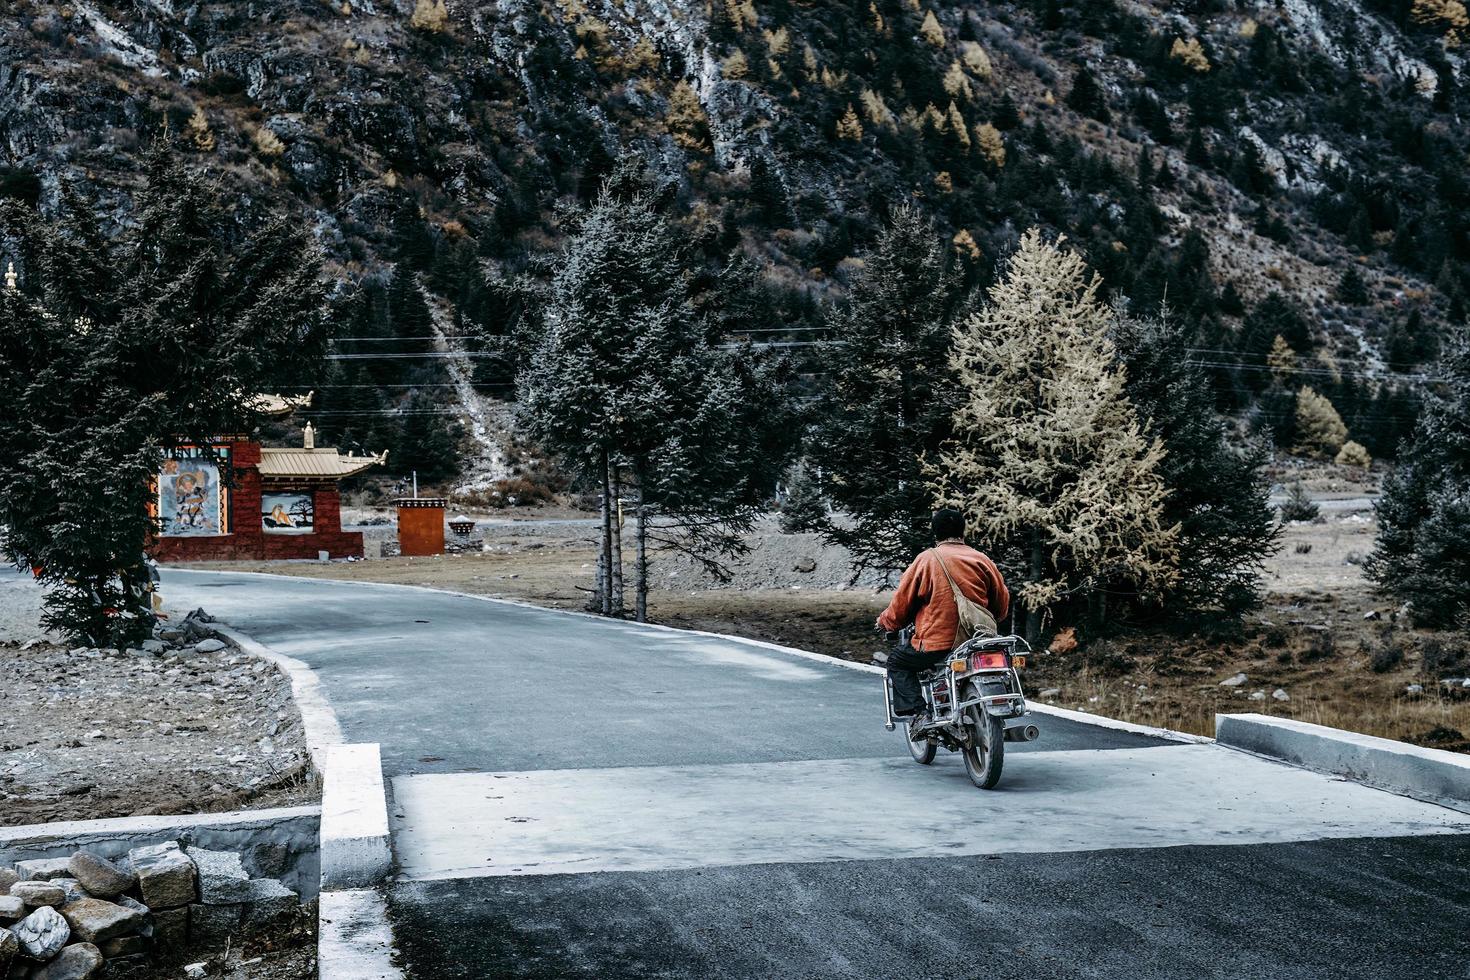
top-left (972, 652), bottom-right (1008, 671)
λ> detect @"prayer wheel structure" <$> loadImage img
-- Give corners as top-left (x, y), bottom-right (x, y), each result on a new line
top-left (397, 497), bottom-right (447, 556)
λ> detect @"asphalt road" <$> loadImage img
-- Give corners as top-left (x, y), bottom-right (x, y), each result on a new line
top-left (161, 569), bottom-right (1470, 980)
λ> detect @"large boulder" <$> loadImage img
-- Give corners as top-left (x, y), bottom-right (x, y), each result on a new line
top-left (128, 841), bottom-right (197, 909)
top-left (58, 897), bottom-right (146, 944)
top-left (13, 905), bottom-right (69, 960)
top-left (0, 868), bottom-right (18, 892)
top-left (10, 882), bottom-right (66, 908)
top-left (31, 941), bottom-right (104, 980)
top-left (0, 896), bottom-right (26, 921)
top-left (68, 852), bottom-right (136, 899)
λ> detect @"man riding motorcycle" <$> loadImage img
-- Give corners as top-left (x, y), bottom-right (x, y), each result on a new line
top-left (876, 508), bottom-right (1010, 718)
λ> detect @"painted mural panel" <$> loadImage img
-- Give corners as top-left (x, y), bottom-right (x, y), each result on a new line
top-left (159, 456), bottom-right (225, 536)
top-left (262, 493), bottom-right (314, 534)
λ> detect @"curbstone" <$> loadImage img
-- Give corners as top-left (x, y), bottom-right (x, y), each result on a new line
top-left (1216, 713), bottom-right (1470, 810)
top-left (318, 889), bottom-right (403, 980)
top-left (320, 744), bottom-right (392, 891)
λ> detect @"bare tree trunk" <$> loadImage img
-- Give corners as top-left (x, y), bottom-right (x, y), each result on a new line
top-left (1025, 529), bottom-right (1043, 647)
top-left (635, 496), bottom-right (649, 624)
top-left (599, 450), bottom-right (613, 617)
top-left (609, 463), bottom-right (625, 617)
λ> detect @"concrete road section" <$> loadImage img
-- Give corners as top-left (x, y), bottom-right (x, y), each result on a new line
top-left (389, 746), bottom-right (1470, 880)
top-left (159, 569), bottom-right (1470, 979)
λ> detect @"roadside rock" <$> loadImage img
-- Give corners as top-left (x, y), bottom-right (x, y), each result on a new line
top-left (238, 879), bottom-right (298, 927)
top-left (1406, 683), bottom-right (1424, 695)
top-left (59, 897), bottom-right (146, 943)
top-left (1249, 690), bottom-right (1267, 701)
top-left (193, 639), bottom-right (227, 653)
top-left (793, 557), bottom-right (817, 574)
top-left (188, 901), bottom-right (243, 947)
top-left (188, 849), bottom-right (252, 904)
top-left (15, 859), bottom-right (72, 882)
top-left (1220, 673), bottom-right (1248, 687)
top-left (0, 868), bottom-right (18, 892)
top-left (31, 941), bottom-right (104, 980)
top-left (141, 639), bottom-right (167, 654)
top-left (152, 906), bottom-right (188, 948)
top-left (1039, 688), bottom-right (1061, 699)
top-left (11, 882), bottom-right (66, 908)
top-left (129, 842), bottom-right (197, 910)
top-left (0, 927), bottom-right (16, 972)
top-left (0, 896), bottom-right (24, 921)
top-left (68, 852), bottom-right (136, 899)
top-left (1272, 688), bottom-right (1290, 702)
top-left (13, 905), bottom-right (69, 959)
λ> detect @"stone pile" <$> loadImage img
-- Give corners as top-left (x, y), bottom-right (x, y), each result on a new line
top-left (0, 842), bottom-right (298, 979)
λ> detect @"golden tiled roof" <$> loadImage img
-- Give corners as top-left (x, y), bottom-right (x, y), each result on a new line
top-left (258, 447), bottom-right (387, 480)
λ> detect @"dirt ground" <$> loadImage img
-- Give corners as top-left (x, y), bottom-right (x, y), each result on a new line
top-left (191, 493), bottom-right (1470, 753)
top-left (0, 639), bottom-right (315, 826)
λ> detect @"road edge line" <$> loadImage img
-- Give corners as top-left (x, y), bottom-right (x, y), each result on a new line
top-left (166, 567), bottom-right (1204, 744)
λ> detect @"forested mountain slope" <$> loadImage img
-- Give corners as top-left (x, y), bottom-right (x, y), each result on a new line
top-left (4, 0), bottom-right (1466, 460)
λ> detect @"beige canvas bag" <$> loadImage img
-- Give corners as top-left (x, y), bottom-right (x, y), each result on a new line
top-left (932, 549), bottom-right (998, 647)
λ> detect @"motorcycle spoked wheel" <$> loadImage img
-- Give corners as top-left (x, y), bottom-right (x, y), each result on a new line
top-left (906, 717), bottom-right (937, 765)
top-left (961, 700), bottom-right (1005, 790)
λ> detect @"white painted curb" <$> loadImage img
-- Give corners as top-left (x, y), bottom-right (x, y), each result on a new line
top-left (165, 567), bottom-right (1203, 745)
top-left (1216, 713), bottom-right (1470, 811)
top-left (320, 743), bottom-right (394, 890)
top-left (210, 622), bottom-right (344, 775)
top-left (319, 888), bottom-right (404, 979)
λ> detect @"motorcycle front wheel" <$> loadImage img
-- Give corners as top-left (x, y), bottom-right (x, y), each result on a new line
top-left (962, 712), bottom-right (1005, 789)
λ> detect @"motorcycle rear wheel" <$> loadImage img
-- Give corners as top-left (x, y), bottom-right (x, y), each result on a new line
top-left (906, 719), bottom-right (937, 764)
top-left (962, 713), bottom-right (1005, 789)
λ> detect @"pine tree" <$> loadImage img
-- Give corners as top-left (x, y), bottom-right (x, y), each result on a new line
top-left (520, 161), bottom-right (797, 620)
top-left (1113, 309), bottom-right (1280, 617)
top-left (393, 391), bottom-right (463, 483)
top-left (0, 148), bottom-right (330, 646)
top-left (1366, 327), bottom-right (1470, 626)
top-left (809, 205), bottom-right (960, 574)
top-left (779, 460), bottom-right (827, 533)
top-left (1336, 265), bottom-right (1369, 305)
top-left (1066, 67), bottom-right (1110, 123)
top-left (932, 230), bottom-right (1179, 642)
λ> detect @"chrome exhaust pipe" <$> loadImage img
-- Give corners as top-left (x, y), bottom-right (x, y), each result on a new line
top-left (1004, 724), bottom-right (1040, 743)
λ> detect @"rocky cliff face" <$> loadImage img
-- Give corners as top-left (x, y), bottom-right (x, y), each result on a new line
top-left (3, 1), bottom-right (1465, 426)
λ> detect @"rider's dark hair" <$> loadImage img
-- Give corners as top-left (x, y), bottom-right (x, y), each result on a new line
top-left (932, 508), bottom-right (965, 541)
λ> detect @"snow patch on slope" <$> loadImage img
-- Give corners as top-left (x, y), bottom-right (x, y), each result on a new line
top-left (420, 285), bottom-right (511, 493)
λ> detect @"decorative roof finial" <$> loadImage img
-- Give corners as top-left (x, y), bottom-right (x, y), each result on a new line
top-left (303, 422), bottom-right (316, 450)
top-left (4, 262), bottom-right (16, 293)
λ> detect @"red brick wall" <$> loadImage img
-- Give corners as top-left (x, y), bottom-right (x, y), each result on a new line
top-left (149, 445), bottom-right (363, 561)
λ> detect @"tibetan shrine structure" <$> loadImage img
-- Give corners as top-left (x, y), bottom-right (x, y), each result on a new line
top-left (149, 422), bottom-right (387, 562)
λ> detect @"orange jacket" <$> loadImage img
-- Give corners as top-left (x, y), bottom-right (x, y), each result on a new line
top-left (877, 542), bottom-right (1010, 654)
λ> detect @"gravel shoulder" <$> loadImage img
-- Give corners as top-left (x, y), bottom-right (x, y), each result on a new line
top-left (0, 616), bottom-right (315, 826)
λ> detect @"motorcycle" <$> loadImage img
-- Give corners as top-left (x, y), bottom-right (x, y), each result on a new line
top-left (876, 628), bottom-right (1039, 790)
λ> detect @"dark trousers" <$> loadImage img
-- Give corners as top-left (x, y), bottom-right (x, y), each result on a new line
top-left (887, 644), bottom-right (950, 714)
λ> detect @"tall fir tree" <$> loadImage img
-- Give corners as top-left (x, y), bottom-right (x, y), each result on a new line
top-left (809, 204), bottom-right (961, 574)
top-left (1113, 309), bottom-right (1280, 617)
top-left (0, 149), bottom-right (329, 645)
top-left (1366, 327), bottom-right (1470, 626)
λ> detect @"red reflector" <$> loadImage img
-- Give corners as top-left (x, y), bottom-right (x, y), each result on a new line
top-left (972, 652), bottom-right (1008, 670)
